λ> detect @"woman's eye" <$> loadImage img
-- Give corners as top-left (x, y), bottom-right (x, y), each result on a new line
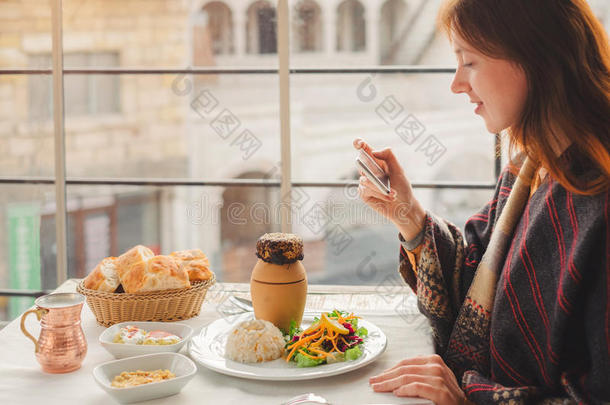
top-left (462, 62), bottom-right (473, 67)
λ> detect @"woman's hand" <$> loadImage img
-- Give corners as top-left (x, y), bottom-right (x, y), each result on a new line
top-left (369, 354), bottom-right (473, 405)
top-left (353, 138), bottom-right (426, 240)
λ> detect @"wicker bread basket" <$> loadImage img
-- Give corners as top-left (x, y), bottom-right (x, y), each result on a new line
top-left (77, 275), bottom-right (215, 327)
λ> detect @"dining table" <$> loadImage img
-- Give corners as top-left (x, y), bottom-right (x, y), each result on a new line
top-left (0, 279), bottom-right (435, 405)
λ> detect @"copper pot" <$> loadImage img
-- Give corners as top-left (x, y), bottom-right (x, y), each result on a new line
top-left (20, 292), bottom-right (87, 373)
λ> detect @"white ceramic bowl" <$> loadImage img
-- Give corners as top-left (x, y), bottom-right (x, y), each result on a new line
top-left (92, 352), bottom-right (197, 404)
top-left (99, 321), bottom-right (194, 359)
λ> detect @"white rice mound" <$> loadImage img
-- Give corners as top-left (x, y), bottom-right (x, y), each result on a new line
top-left (225, 319), bottom-right (285, 363)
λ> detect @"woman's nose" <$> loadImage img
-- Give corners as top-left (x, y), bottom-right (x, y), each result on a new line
top-left (450, 69), bottom-right (470, 94)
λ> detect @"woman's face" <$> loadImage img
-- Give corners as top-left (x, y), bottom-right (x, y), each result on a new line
top-left (450, 32), bottom-right (529, 134)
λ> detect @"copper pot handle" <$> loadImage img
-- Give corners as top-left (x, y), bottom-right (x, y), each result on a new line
top-left (20, 308), bottom-right (48, 353)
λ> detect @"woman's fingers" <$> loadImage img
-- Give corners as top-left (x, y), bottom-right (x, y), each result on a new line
top-left (359, 187), bottom-right (393, 208)
top-left (372, 147), bottom-right (401, 174)
top-left (369, 364), bottom-right (445, 385)
top-left (371, 374), bottom-right (443, 392)
top-left (392, 381), bottom-right (445, 400)
top-left (353, 138), bottom-right (376, 155)
top-left (353, 141), bottom-right (400, 179)
top-left (369, 355), bottom-right (467, 405)
top-left (380, 355), bottom-right (442, 375)
top-left (359, 176), bottom-right (395, 202)
top-left (353, 138), bottom-right (372, 152)
top-left (359, 171), bottom-right (393, 196)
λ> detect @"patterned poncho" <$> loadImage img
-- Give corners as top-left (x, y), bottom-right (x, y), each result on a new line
top-left (398, 147), bottom-right (610, 404)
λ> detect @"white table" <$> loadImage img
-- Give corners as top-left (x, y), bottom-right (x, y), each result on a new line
top-left (0, 280), bottom-right (434, 405)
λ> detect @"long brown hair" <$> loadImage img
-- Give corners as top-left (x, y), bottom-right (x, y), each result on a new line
top-left (438, 0), bottom-right (610, 195)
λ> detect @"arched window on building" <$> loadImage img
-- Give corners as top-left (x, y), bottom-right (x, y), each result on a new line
top-left (293, 0), bottom-right (323, 52)
top-left (246, 1), bottom-right (277, 54)
top-left (336, 0), bottom-right (366, 52)
top-left (379, 0), bottom-right (407, 63)
top-left (202, 1), bottom-right (234, 55)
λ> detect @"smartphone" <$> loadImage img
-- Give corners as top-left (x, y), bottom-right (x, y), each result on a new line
top-left (356, 149), bottom-right (391, 195)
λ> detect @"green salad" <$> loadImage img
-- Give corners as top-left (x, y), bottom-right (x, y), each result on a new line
top-left (284, 310), bottom-right (368, 368)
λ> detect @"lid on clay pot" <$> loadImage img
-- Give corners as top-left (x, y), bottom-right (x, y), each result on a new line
top-left (256, 233), bottom-right (304, 265)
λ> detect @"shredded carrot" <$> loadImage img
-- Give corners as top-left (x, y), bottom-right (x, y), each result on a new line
top-left (297, 349), bottom-right (325, 360)
top-left (286, 344), bottom-right (301, 362)
top-left (331, 334), bottom-right (341, 352)
top-left (309, 334), bottom-right (327, 348)
top-left (287, 329), bottom-right (322, 350)
top-left (286, 329), bottom-right (323, 361)
top-left (308, 347), bottom-right (329, 356)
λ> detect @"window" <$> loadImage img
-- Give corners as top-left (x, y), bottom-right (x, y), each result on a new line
top-left (293, 0), bottom-right (323, 52)
top-left (336, 0), bottom-right (366, 52)
top-left (380, 0), bottom-right (407, 64)
top-left (28, 52), bottom-right (120, 120)
top-left (246, 1), bottom-right (277, 54)
top-left (10, 0), bottom-right (609, 322)
top-left (2, 0), bottom-right (499, 319)
top-left (200, 2), bottom-right (234, 56)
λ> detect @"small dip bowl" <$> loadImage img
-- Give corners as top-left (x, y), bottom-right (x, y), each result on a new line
top-left (99, 321), bottom-right (193, 359)
top-left (92, 352), bottom-right (197, 404)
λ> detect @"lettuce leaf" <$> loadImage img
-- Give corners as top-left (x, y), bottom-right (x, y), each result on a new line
top-left (295, 352), bottom-right (325, 368)
top-left (345, 345), bottom-right (363, 361)
top-left (287, 319), bottom-right (302, 339)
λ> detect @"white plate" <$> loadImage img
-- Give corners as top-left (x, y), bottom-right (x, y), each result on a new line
top-left (188, 313), bottom-right (387, 381)
top-left (92, 352), bottom-right (197, 404)
top-left (99, 321), bottom-right (193, 359)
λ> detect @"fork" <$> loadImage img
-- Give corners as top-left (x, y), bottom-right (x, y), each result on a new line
top-left (281, 392), bottom-right (331, 405)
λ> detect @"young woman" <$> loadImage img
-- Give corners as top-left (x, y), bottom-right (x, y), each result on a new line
top-left (355, 0), bottom-right (610, 404)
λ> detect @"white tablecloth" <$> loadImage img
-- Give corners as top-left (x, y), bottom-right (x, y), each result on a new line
top-left (0, 280), bottom-right (434, 405)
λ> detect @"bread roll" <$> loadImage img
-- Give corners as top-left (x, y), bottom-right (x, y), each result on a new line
top-left (116, 245), bottom-right (154, 280)
top-left (121, 255), bottom-right (190, 293)
top-left (83, 257), bottom-right (120, 292)
top-left (170, 249), bottom-right (206, 262)
top-left (170, 249), bottom-right (214, 282)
